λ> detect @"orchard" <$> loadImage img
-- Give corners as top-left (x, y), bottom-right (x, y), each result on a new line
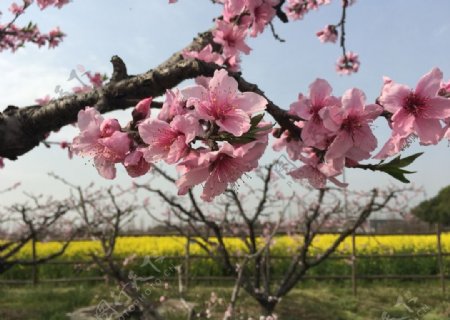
top-left (1, 1), bottom-right (450, 319)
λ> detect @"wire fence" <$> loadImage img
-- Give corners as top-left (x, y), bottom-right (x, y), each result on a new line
top-left (1, 226), bottom-right (448, 296)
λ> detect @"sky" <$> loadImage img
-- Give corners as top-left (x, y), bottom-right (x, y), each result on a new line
top-left (1, 0), bottom-right (450, 214)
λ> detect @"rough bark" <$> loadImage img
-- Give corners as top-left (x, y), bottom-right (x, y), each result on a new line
top-left (0, 29), bottom-right (299, 160)
top-left (0, 30), bottom-right (213, 160)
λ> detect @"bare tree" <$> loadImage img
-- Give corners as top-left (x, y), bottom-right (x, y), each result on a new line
top-left (53, 174), bottom-right (164, 320)
top-left (136, 163), bottom-right (415, 318)
top-left (0, 192), bottom-right (75, 277)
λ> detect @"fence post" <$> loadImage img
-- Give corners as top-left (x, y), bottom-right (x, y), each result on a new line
top-left (436, 223), bottom-right (446, 295)
top-left (31, 235), bottom-right (38, 286)
top-left (184, 232), bottom-right (190, 290)
top-left (351, 232), bottom-right (357, 296)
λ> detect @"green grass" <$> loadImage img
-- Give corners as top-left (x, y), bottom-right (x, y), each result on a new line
top-left (0, 284), bottom-right (93, 320)
top-left (0, 281), bottom-right (448, 319)
top-left (2, 255), bottom-right (449, 281)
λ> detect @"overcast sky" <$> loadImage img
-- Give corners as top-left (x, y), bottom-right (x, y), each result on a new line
top-left (1, 1), bottom-right (450, 212)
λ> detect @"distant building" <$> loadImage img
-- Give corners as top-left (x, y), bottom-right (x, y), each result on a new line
top-left (367, 216), bottom-right (434, 233)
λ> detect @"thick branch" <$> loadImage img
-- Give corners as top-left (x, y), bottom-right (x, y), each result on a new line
top-left (0, 31), bottom-right (213, 159)
top-left (1, 22), bottom-right (301, 160)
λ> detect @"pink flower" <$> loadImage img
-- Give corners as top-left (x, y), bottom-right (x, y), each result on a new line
top-left (9, 3), bottom-right (25, 15)
top-left (289, 150), bottom-right (346, 189)
top-left (132, 97), bottom-right (152, 123)
top-left (225, 52), bottom-right (242, 72)
top-left (158, 89), bottom-right (187, 122)
top-left (246, 0), bottom-right (277, 37)
top-left (272, 130), bottom-right (304, 160)
top-left (176, 141), bottom-right (267, 201)
top-left (35, 95), bottom-right (51, 106)
top-left (223, 0), bottom-right (245, 22)
top-left (336, 51), bottom-right (360, 75)
top-left (72, 108), bottom-right (131, 179)
top-left (285, 0), bottom-right (330, 20)
top-left (375, 68), bottom-right (450, 159)
top-left (374, 135), bottom-right (413, 159)
top-left (47, 27), bottom-right (65, 48)
top-left (36, 0), bottom-right (70, 10)
top-left (182, 44), bottom-right (225, 65)
top-left (213, 20), bottom-right (251, 58)
top-left (123, 150), bottom-right (151, 177)
top-left (323, 88), bottom-right (382, 163)
top-left (285, 0), bottom-right (309, 20)
top-left (72, 86), bottom-right (91, 94)
top-left (289, 79), bottom-right (340, 149)
top-left (316, 25), bottom-right (338, 43)
top-left (86, 72), bottom-right (104, 88)
top-left (182, 69), bottom-right (267, 136)
top-left (139, 115), bottom-right (201, 164)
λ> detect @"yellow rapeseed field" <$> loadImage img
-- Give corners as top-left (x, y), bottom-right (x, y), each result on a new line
top-left (10, 233), bottom-right (450, 260)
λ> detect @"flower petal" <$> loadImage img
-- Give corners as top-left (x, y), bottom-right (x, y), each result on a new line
top-left (309, 78), bottom-right (332, 106)
top-left (216, 108), bottom-right (250, 136)
top-left (233, 92), bottom-right (267, 114)
top-left (415, 67), bottom-right (442, 98)
top-left (325, 132), bottom-right (353, 160)
top-left (391, 108), bottom-right (415, 137)
top-left (414, 117), bottom-right (443, 145)
top-left (94, 156), bottom-right (116, 179)
top-left (341, 88), bottom-right (365, 113)
top-left (208, 69), bottom-right (238, 106)
top-left (423, 97), bottom-right (450, 119)
top-left (176, 166), bottom-right (210, 195)
top-left (379, 82), bottom-right (410, 114)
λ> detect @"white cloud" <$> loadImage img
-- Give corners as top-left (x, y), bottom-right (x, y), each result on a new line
top-left (0, 52), bottom-right (70, 107)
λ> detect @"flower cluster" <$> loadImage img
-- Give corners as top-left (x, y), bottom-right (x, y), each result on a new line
top-left (72, 69), bottom-right (271, 201)
top-left (316, 24), bottom-right (338, 43)
top-left (183, 0), bottom-right (281, 71)
top-left (286, 0), bottom-right (331, 21)
top-left (336, 51), bottom-right (360, 75)
top-left (72, 71), bottom-right (107, 94)
top-left (375, 68), bottom-right (450, 159)
top-left (71, 67), bottom-right (450, 199)
top-left (35, 0), bottom-right (70, 9)
top-left (181, 0), bottom-right (359, 75)
top-left (0, 0), bottom-right (69, 52)
top-left (71, 108), bottom-right (133, 179)
top-left (272, 68), bottom-right (450, 188)
top-left (35, 68), bottom-right (107, 106)
top-left (274, 78), bottom-right (381, 188)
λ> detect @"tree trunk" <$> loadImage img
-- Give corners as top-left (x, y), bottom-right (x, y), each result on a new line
top-left (120, 304), bottom-right (162, 320)
top-left (257, 298), bottom-right (278, 318)
top-left (139, 308), bottom-right (162, 320)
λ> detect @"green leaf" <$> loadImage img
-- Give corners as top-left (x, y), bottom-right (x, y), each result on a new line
top-left (374, 152), bottom-right (422, 183)
top-left (385, 152), bottom-right (423, 168)
top-left (381, 167), bottom-right (415, 183)
top-left (250, 113), bottom-right (265, 128)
